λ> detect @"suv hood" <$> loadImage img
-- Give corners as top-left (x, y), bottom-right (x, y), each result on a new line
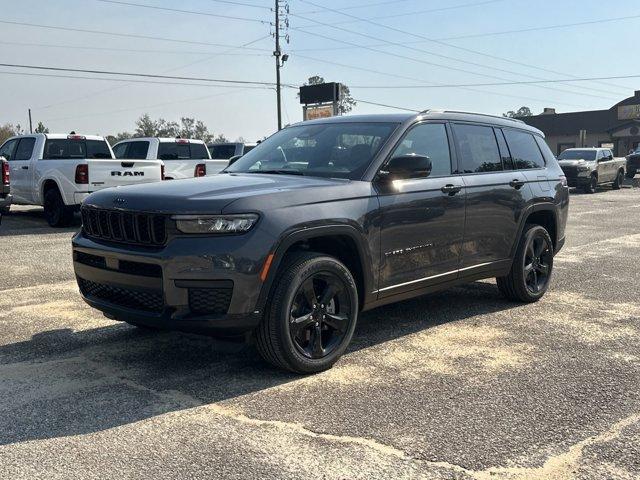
top-left (83, 173), bottom-right (363, 214)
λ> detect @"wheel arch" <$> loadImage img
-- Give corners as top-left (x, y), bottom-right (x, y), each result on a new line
top-left (513, 204), bottom-right (559, 256)
top-left (40, 178), bottom-right (63, 204)
top-left (256, 225), bottom-right (374, 313)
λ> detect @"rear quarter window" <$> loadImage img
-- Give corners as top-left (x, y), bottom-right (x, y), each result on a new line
top-left (533, 135), bottom-right (557, 165)
top-left (503, 129), bottom-right (545, 169)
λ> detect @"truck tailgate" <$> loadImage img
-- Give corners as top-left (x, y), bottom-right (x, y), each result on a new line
top-left (88, 159), bottom-right (162, 189)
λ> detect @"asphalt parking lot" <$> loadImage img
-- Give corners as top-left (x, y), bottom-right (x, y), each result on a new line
top-left (0, 185), bottom-right (639, 480)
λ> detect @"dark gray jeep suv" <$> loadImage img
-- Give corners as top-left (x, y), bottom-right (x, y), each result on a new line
top-left (72, 111), bottom-right (569, 373)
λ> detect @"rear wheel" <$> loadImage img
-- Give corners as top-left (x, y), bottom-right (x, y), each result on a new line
top-left (612, 170), bottom-right (624, 190)
top-left (43, 188), bottom-right (74, 227)
top-left (256, 252), bottom-right (359, 374)
top-left (497, 224), bottom-right (554, 303)
top-left (626, 168), bottom-right (637, 179)
top-left (582, 174), bottom-right (597, 194)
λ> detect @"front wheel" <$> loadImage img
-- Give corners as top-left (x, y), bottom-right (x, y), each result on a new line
top-left (497, 224), bottom-right (554, 303)
top-left (582, 175), bottom-right (597, 194)
top-left (612, 170), bottom-right (624, 190)
top-left (43, 188), bottom-right (74, 227)
top-left (256, 252), bottom-right (359, 374)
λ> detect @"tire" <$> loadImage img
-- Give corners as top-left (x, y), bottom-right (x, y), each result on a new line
top-left (626, 168), bottom-right (637, 180)
top-left (612, 170), bottom-right (624, 190)
top-left (43, 188), bottom-right (74, 227)
top-left (256, 252), bottom-right (359, 374)
top-left (582, 174), bottom-right (597, 194)
top-left (497, 224), bottom-right (554, 303)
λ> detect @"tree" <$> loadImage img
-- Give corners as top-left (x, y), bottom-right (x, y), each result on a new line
top-left (503, 106), bottom-right (533, 118)
top-left (34, 122), bottom-right (49, 134)
top-left (106, 132), bottom-right (133, 145)
top-left (299, 75), bottom-right (357, 115)
top-left (210, 133), bottom-right (229, 144)
top-left (0, 123), bottom-right (23, 144)
top-left (132, 114), bottom-right (218, 142)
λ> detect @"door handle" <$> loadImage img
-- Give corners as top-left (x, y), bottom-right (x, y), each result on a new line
top-left (21, 166), bottom-right (29, 170)
top-left (441, 184), bottom-right (463, 195)
top-left (509, 179), bottom-right (525, 189)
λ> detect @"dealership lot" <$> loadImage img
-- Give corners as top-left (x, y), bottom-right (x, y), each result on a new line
top-left (0, 187), bottom-right (639, 479)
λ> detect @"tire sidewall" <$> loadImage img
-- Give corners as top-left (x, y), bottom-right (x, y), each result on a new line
top-left (513, 225), bottom-right (554, 302)
top-left (44, 189), bottom-right (62, 226)
top-left (272, 256), bottom-right (359, 372)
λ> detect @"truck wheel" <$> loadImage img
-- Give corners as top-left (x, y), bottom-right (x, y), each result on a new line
top-left (626, 168), bottom-right (637, 180)
top-left (44, 188), bottom-right (74, 227)
top-left (583, 174), bottom-right (597, 194)
top-left (256, 252), bottom-right (359, 374)
top-left (497, 224), bottom-right (554, 303)
top-left (612, 170), bottom-right (624, 190)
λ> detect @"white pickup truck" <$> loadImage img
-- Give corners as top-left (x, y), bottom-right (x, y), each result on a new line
top-left (0, 133), bottom-right (164, 227)
top-left (113, 137), bottom-right (227, 178)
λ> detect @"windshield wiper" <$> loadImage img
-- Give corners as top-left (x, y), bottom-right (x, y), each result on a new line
top-left (243, 169), bottom-right (305, 176)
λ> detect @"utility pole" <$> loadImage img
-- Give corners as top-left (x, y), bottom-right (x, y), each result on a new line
top-left (273, 1), bottom-right (289, 131)
top-left (28, 109), bottom-right (33, 134)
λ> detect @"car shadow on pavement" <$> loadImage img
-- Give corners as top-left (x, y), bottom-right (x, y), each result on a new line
top-left (0, 208), bottom-right (81, 236)
top-left (0, 281), bottom-right (521, 446)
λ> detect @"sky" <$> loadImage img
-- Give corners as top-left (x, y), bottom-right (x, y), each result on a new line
top-left (1, 0), bottom-right (639, 142)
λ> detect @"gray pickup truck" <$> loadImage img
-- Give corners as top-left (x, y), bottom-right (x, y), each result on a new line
top-left (557, 148), bottom-right (626, 193)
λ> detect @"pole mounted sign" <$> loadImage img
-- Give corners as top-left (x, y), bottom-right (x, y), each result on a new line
top-left (299, 82), bottom-right (342, 121)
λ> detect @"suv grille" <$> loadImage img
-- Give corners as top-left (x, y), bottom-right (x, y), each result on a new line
top-left (81, 206), bottom-right (167, 246)
top-left (188, 288), bottom-right (232, 315)
top-left (78, 277), bottom-right (164, 313)
top-left (560, 165), bottom-right (578, 180)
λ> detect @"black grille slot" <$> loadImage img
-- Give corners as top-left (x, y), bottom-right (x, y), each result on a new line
top-left (78, 277), bottom-right (164, 313)
top-left (119, 260), bottom-right (162, 278)
top-left (188, 288), bottom-right (232, 315)
top-left (75, 251), bottom-right (106, 269)
top-left (560, 165), bottom-right (578, 180)
top-left (81, 206), bottom-right (166, 247)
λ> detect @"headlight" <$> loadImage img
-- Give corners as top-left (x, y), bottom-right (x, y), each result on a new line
top-left (172, 214), bottom-right (259, 234)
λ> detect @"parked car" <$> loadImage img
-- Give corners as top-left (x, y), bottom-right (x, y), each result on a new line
top-left (208, 142), bottom-right (257, 165)
top-left (112, 137), bottom-right (224, 179)
top-left (626, 146), bottom-right (640, 179)
top-left (557, 147), bottom-right (626, 193)
top-left (73, 111), bottom-right (569, 373)
top-left (0, 133), bottom-right (164, 227)
top-left (0, 156), bottom-right (11, 215)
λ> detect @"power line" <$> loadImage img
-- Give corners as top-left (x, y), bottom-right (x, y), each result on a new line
top-left (298, 0), bottom-right (506, 26)
top-left (297, 0), bottom-right (416, 14)
top-left (294, 0), bottom-right (629, 97)
top-left (348, 74), bottom-right (640, 88)
top-left (289, 22), bottom-right (617, 105)
top-left (202, 0), bottom-right (272, 9)
top-left (95, 0), bottom-right (270, 24)
top-left (0, 63), bottom-right (288, 87)
top-left (351, 98), bottom-right (420, 112)
top-left (0, 20), bottom-right (271, 51)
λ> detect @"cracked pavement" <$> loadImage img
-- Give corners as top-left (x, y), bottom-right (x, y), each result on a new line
top-left (0, 186), bottom-right (639, 479)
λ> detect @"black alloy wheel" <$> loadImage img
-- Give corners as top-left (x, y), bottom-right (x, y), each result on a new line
top-left (256, 252), bottom-right (359, 374)
top-left (289, 272), bottom-right (352, 360)
top-left (523, 233), bottom-right (553, 295)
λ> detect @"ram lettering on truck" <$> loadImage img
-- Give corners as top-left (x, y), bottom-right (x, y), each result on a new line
top-left (0, 133), bottom-right (164, 227)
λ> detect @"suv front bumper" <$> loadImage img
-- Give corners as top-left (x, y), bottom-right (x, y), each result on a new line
top-left (72, 232), bottom-right (269, 337)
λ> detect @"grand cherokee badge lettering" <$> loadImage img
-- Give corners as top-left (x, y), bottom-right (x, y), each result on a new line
top-left (113, 198), bottom-right (126, 206)
top-left (111, 171), bottom-right (144, 177)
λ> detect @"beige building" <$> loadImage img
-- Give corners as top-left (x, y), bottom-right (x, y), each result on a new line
top-left (521, 91), bottom-right (640, 156)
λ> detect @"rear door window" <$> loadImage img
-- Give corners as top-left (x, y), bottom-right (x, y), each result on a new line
top-left (0, 139), bottom-right (18, 161)
top-left (112, 143), bottom-right (128, 159)
top-left (14, 137), bottom-right (36, 160)
top-left (126, 141), bottom-right (150, 159)
top-left (158, 142), bottom-right (191, 160)
top-left (504, 129), bottom-right (546, 169)
top-left (452, 123), bottom-right (503, 173)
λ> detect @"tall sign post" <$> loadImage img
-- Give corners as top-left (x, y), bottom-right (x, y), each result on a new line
top-left (273, 1), bottom-right (289, 131)
top-left (299, 83), bottom-right (342, 121)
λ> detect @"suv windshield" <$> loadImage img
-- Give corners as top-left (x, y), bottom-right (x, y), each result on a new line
top-left (226, 122), bottom-right (399, 179)
top-left (558, 149), bottom-right (597, 161)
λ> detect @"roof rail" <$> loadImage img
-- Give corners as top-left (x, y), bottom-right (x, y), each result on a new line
top-left (420, 109), bottom-right (526, 124)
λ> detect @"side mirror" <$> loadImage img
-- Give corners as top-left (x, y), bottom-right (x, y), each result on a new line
top-left (380, 154), bottom-right (432, 180)
top-left (228, 155), bottom-right (243, 166)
